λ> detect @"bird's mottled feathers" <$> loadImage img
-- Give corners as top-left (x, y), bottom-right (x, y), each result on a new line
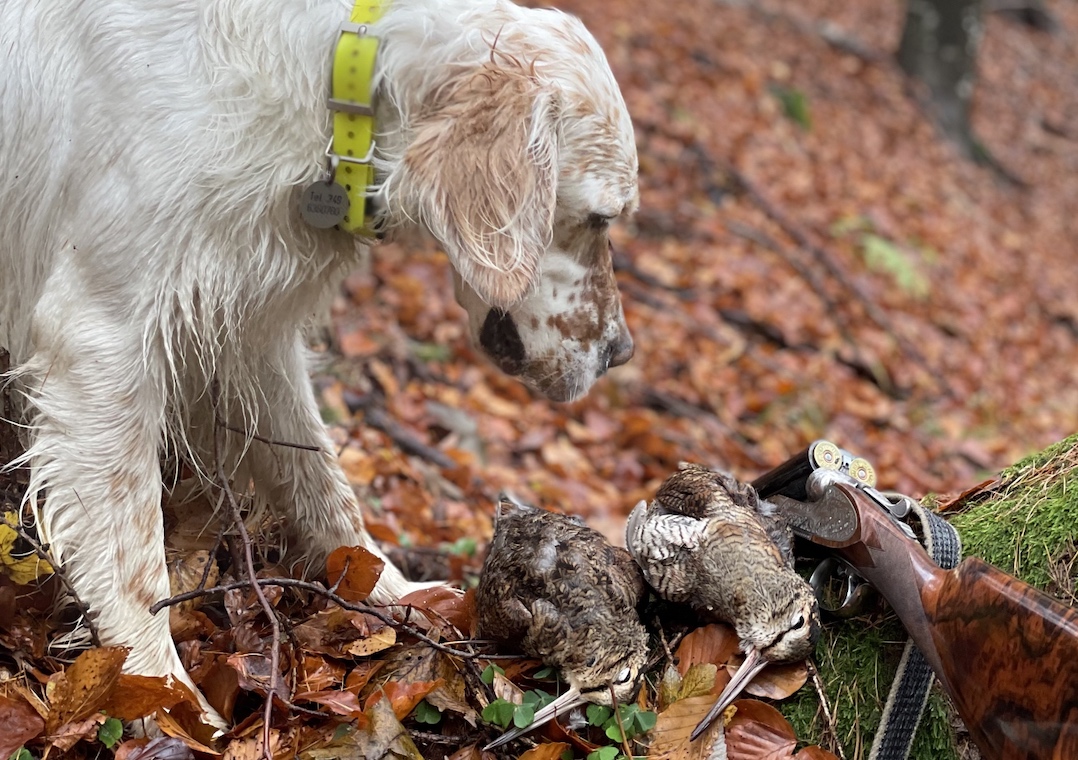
top-left (627, 463), bottom-right (820, 663)
top-left (476, 499), bottom-right (648, 697)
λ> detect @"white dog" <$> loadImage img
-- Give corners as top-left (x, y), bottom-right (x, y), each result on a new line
top-left (0, 0), bottom-right (637, 725)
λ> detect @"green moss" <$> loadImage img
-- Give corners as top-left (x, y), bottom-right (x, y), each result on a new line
top-left (950, 433), bottom-right (1078, 597)
top-left (782, 612), bottom-right (959, 760)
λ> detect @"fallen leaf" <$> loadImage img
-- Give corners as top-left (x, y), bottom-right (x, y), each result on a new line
top-left (47, 713), bottom-right (106, 753)
top-left (116, 736), bottom-right (196, 760)
top-left (425, 669), bottom-right (479, 725)
top-left (367, 643), bottom-right (479, 724)
top-left (675, 624), bottom-right (740, 677)
top-left (519, 741), bottom-right (571, 760)
top-left (0, 512), bottom-right (52, 585)
top-left (221, 729), bottom-right (286, 760)
top-left (726, 655), bottom-right (808, 700)
top-left (299, 694), bottom-right (422, 760)
top-left (169, 608), bottom-right (216, 642)
top-left (297, 655), bottom-right (348, 694)
top-left (492, 672), bottom-right (524, 705)
top-left (201, 656), bottom-right (242, 723)
top-left (326, 546), bottom-right (385, 603)
top-left (0, 694), bottom-right (45, 758)
top-left (680, 663), bottom-right (720, 699)
top-left (227, 652), bottom-right (274, 694)
top-left (167, 550), bottom-right (219, 613)
top-left (370, 678), bottom-right (443, 720)
top-left (660, 664), bottom-right (682, 711)
top-left (344, 626), bottom-right (397, 657)
top-left (294, 607), bottom-right (391, 657)
top-left (46, 646), bottom-right (127, 732)
top-left (725, 700), bottom-right (797, 760)
top-left (397, 585), bottom-right (474, 633)
top-left (154, 701), bottom-right (222, 756)
top-left (936, 477), bottom-right (1000, 512)
top-left (648, 694), bottom-right (726, 760)
top-left (100, 674), bottom-right (190, 721)
top-left (298, 689), bottom-right (365, 719)
top-left (344, 661), bottom-right (387, 696)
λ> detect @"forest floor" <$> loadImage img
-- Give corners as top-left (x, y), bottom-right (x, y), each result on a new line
top-left (2, 0), bottom-right (1077, 758)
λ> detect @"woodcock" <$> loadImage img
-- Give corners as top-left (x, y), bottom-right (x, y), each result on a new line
top-left (627, 463), bottom-right (821, 740)
top-left (477, 495), bottom-right (650, 749)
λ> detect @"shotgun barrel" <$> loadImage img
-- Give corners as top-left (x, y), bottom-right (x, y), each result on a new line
top-left (821, 482), bottom-right (1078, 760)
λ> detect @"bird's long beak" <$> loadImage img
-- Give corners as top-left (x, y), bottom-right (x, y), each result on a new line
top-left (690, 648), bottom-right (769, 741)
top-left (483, 686), bottom-right (585, 750)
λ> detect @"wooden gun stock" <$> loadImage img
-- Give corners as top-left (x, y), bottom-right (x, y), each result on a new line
top-left (829, 483), bottom-right (1078, 760)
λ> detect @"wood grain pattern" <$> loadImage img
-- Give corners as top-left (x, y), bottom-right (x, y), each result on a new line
top-left (927, 559), bottom-right (1078, 760)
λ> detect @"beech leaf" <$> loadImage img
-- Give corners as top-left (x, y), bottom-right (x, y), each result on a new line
top-left (45, 646), bottom-right (127, 732)
top-left (326, 545), bottom-right (385, 602)
top-left (675, 624), bottom-right (740, 677)
top-left (0, 695), bottom-right (44, 758)
top-left (726, 655), bottom-right (808, 700)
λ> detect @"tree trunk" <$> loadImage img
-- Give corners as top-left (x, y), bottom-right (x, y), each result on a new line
top-left (897, 0), bottom-right (985, 159)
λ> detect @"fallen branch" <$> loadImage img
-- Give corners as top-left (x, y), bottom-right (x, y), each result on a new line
top-left (150, 575), bottom-right (514, 661)
top-left (641, 388), bottom-right (770, 468)
top-left (714, 0), bottom-right (885, 63)
top-left (344, 391), bottom-right (458, 470)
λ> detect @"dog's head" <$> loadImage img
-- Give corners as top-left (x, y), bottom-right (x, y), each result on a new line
top-left (380, 4), bottom-right (637, 402)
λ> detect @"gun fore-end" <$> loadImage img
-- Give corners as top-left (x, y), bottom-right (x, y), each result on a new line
top-left (834, 484), bottom-right (1078, 760)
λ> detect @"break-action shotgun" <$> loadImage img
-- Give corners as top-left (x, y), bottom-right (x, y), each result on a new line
top-left (753, 442), bottom-right (1078, 760)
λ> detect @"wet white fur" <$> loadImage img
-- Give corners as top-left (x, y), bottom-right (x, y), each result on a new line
top-left (0, 0), bottom-right (637, 725)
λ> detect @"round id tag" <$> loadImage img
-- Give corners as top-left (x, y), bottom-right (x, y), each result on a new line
top-left (300, 180), bottom-right (350, 229)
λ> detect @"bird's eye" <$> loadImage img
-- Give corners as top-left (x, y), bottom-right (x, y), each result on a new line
top-left (790, 614), bottom-right (806, 630)
top-left (614, 668), bottom-right (632, 685)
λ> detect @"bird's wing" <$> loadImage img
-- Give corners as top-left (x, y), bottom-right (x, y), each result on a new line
top-left (606, 544), bottom-right (647, 610)
top-left (524, 598), bottom-right (573, 661)
top-left (477, 591), bottom-right (534, 643)
top-left (626, 501), bottom-right (708, 601)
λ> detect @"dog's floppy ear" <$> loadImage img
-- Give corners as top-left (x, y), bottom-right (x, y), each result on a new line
top-left (394, 64), bottom-right (558, 309)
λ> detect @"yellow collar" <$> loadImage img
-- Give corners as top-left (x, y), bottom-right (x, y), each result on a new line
top-left (328, 0), bottom-right (387, 234)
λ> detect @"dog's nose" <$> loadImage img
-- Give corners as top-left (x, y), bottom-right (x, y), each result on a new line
top-left (608, 333), bottom-right (634, 369)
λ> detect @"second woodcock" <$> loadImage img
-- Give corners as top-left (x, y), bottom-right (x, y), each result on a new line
top-left (477, 496), bottom-right (650, 749)
top-left (627, 463), bottom-right (821, 740)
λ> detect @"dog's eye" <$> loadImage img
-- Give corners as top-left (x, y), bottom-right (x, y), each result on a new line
top-left (586, 213), bottom-right (613, 230)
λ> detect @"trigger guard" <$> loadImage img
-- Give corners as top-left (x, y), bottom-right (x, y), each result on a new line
top-left (809, 557), bottom-right (873, 618)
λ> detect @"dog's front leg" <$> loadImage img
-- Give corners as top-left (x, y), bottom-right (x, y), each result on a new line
top-left (19, 309), bottom-right (225, 728)
top-left (244, 334), bottom-right (444, 604)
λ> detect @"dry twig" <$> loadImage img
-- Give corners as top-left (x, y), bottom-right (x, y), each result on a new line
top-left (219, 421), bottom-right (322, 452)
top-left (210, 380), bottom-right (281, 760)
top-left (808, 658), bottom-right (846, 760)
top-left (1, 512), bottom-right (102, 648)
top-left (150, 575), bottom-right (512, 661)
